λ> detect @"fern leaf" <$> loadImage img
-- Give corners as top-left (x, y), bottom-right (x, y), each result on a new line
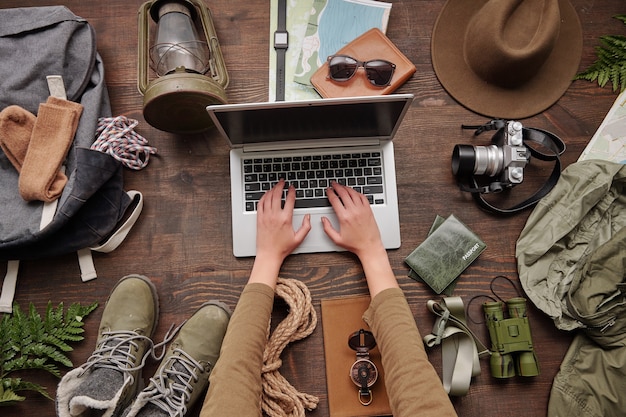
top-left (41, 333), bottom-right (73, 353)
top-left (0, 389), bottom-right (26, 405)
top-left (57, 327), bottom-right (85, 338)
top-left (4, 357), bottom-right (47, 373)
top-left (0, 300), bottom-right (98, 402)
top-left (575, 15), bottom-right (626, 92)
top-left (39, 363), bottom-right (62, 379)
top-left (0, 377), bottom-right (52, 404)
top-left (22, 343), bottom-right (72, 369)
top-left (0, 383), bottom-right (26, 405)
top-left (49, 322), bottom-right (85, 342)
top-left (65, 301), bottom-right (98, 323)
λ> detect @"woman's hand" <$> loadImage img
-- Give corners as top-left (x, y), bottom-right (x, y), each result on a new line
top-left (321, 182), bottom-right (385, 259)
top-left (250, 179), bottom-right (311, 288)
top-left (322, 182), bottom-right (398, 297)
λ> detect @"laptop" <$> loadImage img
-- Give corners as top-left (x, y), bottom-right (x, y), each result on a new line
top-left (206, 93), bottom-right (414, 257)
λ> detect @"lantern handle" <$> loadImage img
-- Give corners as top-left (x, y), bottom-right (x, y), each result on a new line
top-left (194, 0), bottom-right (229, 89)
top-left (137, 0), bottom-right (152, 95)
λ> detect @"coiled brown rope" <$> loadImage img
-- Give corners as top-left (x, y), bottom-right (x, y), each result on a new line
top-left (261, 278), bottom-right (319, 417)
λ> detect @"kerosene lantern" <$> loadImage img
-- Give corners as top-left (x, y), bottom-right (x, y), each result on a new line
top-left (138, 0), bottom-right (229, 134)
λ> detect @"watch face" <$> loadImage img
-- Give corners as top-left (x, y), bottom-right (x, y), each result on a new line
top-left (274, 32), bottom-right (288, 47)
top-left (350, 359), bottom-right (378, 387)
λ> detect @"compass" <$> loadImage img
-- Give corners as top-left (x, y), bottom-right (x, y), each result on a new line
top-left (348, 329), bottom-right (379, 405)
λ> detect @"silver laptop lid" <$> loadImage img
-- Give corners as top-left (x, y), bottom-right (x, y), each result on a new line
top-left (206, 94), bottom-right (414, 148)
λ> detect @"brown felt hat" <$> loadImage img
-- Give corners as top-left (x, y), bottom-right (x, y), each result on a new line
top-left (431, 0), bottom-right (582, 119)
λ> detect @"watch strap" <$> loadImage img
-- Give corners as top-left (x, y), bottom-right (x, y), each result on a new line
top-left (273, 0), bottom-right (288, 101)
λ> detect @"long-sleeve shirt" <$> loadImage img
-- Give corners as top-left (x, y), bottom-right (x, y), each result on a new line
top-left (199, 283), bottom-right (457, 416)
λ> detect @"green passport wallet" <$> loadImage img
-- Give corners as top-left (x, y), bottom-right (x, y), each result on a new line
top-left (405, 215), bottom-right (486, 294)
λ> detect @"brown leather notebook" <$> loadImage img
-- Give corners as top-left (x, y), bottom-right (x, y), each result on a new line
top-left (321, 295), bottom-right (392, 417)
top-left (311, 28), bottom-right (416, 98)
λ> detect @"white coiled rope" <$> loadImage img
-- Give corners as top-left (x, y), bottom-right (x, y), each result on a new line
top-left (91, 116), bottom-right (157, 170)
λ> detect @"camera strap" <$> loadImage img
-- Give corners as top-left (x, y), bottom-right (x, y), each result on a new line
top-left (459, 121), bottom-right (566, 215)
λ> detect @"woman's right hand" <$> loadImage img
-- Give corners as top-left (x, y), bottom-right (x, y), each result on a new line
top-left (321, 181), bottom-right (385, 260)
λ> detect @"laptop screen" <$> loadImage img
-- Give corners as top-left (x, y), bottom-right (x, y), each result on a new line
top-left (207, 94), bottom-right (413, 146)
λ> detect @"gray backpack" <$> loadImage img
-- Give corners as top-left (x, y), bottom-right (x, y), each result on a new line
top-left (0, 6), bottom-right (143, 312)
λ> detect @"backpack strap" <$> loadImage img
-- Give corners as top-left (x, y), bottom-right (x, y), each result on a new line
top-left (39, 165), bottom-right (65, 230)
top-left (0, 261), bottom-right (20, 313)
top-left (423, 297), bottom-right (490, 396)
top-left (77, 190), bottom-right (144, 281)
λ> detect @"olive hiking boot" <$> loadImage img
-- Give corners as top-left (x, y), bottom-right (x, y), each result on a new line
top-left (121, 301), bottom-right (231, 417)
top-left (56, 274), bottom-right (160, 417)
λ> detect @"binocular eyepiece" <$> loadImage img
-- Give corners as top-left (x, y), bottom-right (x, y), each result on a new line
top-left (483, 297), bottom-right (539, 378)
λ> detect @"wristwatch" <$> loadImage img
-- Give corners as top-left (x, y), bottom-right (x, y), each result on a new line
top-left (348, 329), bottom-right (378, 406)
top-left (273, 0), bottom-right (288, 101)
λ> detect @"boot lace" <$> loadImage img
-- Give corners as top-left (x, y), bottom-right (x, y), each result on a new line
top-left (79, 326), bottom-right (177, 384)
top-left (140, 348), bottom-right (208, 417)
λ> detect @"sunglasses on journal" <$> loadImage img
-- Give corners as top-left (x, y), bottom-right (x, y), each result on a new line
top-left (327, 55), bottom-right (396, 87)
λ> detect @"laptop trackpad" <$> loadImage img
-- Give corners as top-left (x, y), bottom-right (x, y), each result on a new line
top-left (292, 212), bottom-right (344, 253)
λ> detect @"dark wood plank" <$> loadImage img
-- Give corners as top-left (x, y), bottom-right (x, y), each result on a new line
top-left (2, 1), bottom-right (624, 416)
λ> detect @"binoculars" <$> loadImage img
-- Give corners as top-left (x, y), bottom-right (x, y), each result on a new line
top-left (483, 297), bottom-right (539, 378)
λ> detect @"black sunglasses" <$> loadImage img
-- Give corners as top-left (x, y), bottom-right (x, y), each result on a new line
top-left (327, 54), bottom-right (396, 87)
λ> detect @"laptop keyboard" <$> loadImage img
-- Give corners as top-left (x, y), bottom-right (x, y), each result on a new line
top-left (243, 151), bottom-right (385, 212)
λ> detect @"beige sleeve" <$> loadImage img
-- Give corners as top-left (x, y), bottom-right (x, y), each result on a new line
top-left (199, 283), bottom-right (274, 417)
top-left (363, 287), bottom-right (458, 417)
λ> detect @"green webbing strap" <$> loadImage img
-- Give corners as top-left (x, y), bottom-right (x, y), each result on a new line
top-left (423, 297), bottom-right (490, 396)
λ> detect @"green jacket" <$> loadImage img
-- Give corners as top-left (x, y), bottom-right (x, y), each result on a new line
top-left (516, 160), bottom-right (626, 417)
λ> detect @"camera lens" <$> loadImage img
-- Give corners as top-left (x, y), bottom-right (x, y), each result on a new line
top-left (452, 144), bottom-right (503, 177)
top-left (451, 145), bottom-right (477, 176)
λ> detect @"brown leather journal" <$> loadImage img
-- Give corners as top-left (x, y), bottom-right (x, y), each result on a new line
top-left (311, 28), bottom-right (416, 98)
top-left (321, 295), bottom-right (392, 417)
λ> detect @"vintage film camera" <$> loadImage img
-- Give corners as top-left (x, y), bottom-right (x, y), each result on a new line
top-left (483, 297), bottom-right (539, 378)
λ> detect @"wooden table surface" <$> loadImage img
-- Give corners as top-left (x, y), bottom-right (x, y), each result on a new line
top-left (3, 1), bottom-right (624, 416)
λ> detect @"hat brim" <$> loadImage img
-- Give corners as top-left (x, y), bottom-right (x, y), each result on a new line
top-left (431, 0), bottom-right (583, 119)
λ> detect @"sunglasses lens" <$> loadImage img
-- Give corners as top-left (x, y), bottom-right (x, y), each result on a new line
top-left (365, 60), bottom-right (394, 86)
top-left (328, 56), bottom-right (358, 81)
